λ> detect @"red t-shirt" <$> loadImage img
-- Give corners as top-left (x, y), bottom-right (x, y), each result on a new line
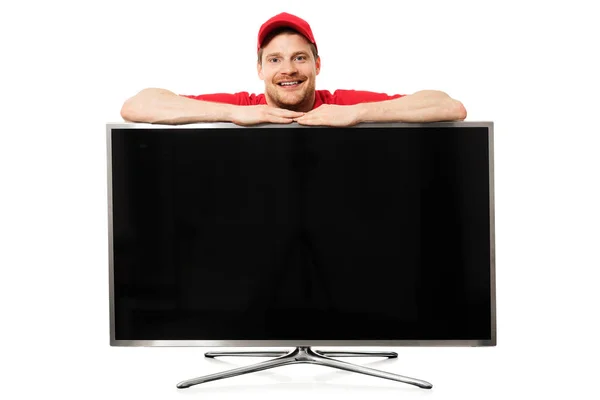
top-left (182, 89), bottom-right (405, 109)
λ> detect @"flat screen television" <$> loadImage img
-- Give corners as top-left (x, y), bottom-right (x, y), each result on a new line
top-left (107, 121), bottom-right (496, 390)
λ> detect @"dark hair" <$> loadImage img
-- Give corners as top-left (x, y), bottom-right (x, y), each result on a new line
top-left (257, 27), bottom-right (318, 64)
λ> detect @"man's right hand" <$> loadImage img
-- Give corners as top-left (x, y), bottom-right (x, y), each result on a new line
top-left (230, 105), bottom-right (306, 126)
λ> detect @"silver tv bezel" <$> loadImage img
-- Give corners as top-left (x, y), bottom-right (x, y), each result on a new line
top-left (106, 121), bottom-right (496, 347)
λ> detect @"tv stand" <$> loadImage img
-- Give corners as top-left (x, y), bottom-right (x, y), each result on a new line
top-left (176, 347), bottom-right (432, 389)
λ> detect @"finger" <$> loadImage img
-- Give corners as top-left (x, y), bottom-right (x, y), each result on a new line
top-left (267, 116), bottom-right (295, 124)
top-left (295, 117), bottom-right (321, 126)
top-left (270, 108), bottom-right (306, 118)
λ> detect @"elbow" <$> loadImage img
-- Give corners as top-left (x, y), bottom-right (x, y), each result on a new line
top-left (438, 91), bottom-right (466, 121)
top-left (120, 88), bottom-right (169, 123)
top-left (455, 100), bottom-right (467, 121)
top-left (120, 91), bottom-right (148, 123)
top-left (120, 97), bottom-right (137, 122)
top-left (417, 90), bottom-right (467, 121)
top-left (438, 91), bottom-right (467, 121)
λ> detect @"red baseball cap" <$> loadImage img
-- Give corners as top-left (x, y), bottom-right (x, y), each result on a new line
top-left (257, 12), bottom-right (318, 52)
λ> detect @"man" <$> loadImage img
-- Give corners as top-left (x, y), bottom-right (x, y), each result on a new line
top-left (121, 12), bottom-right (467, 126)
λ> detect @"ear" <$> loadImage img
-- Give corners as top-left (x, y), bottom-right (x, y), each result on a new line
top-left (257, 62), bottom-right (264, 80)
top-left (315, 56), bottom-right (321, 76)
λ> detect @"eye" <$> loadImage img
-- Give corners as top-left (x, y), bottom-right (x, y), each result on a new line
top-left (295, 55), bottom-right (307, 61)
top-left (268, 58), bottom-right (280, 63)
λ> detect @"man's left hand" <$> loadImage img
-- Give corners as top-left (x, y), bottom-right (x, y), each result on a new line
top-left (294, 104), bottom-right (362, 127)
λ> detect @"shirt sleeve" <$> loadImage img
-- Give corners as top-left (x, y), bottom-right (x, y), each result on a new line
top-left (331, 89), bottom-right (405, 105)
top-left (180, 92), bottom-right (258, 105)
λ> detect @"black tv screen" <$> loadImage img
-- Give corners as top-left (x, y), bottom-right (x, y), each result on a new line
top-left (108, 122), bottom-right (495, 346)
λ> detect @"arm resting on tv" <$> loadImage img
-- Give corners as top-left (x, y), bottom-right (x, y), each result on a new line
top-left (355, 90), bottom-right (467, 123)
top-left (120, 88), bottom-right (236, 125)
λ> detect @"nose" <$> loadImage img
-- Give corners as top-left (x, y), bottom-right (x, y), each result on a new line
top-left (280, 59), bottom-right (298, 74)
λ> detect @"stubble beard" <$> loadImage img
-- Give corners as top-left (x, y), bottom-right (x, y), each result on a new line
top-left (266, 79), bottom-right (316, 112)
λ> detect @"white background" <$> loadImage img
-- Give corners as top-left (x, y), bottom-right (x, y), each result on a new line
top-left (1, 0), bottom-right (599, 399)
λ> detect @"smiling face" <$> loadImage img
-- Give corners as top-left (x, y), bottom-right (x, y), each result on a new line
top-left (257, 32), bottom-right (321, 112)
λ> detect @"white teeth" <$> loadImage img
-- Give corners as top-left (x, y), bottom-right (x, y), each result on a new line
top-left (280, 81), bottom-right (299, 86)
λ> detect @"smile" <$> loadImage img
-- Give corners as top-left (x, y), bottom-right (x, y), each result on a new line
top-left (278, 81), bottom-right (303, 87)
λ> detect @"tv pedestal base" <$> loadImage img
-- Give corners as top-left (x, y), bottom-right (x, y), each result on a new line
top-left (176, 347), bottom-right (432, 389)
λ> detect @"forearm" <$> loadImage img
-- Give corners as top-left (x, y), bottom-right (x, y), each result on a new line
top-left (355, 90), bottom-right (467, 123)
top-left (120, 88), bottom-right (236, 124)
